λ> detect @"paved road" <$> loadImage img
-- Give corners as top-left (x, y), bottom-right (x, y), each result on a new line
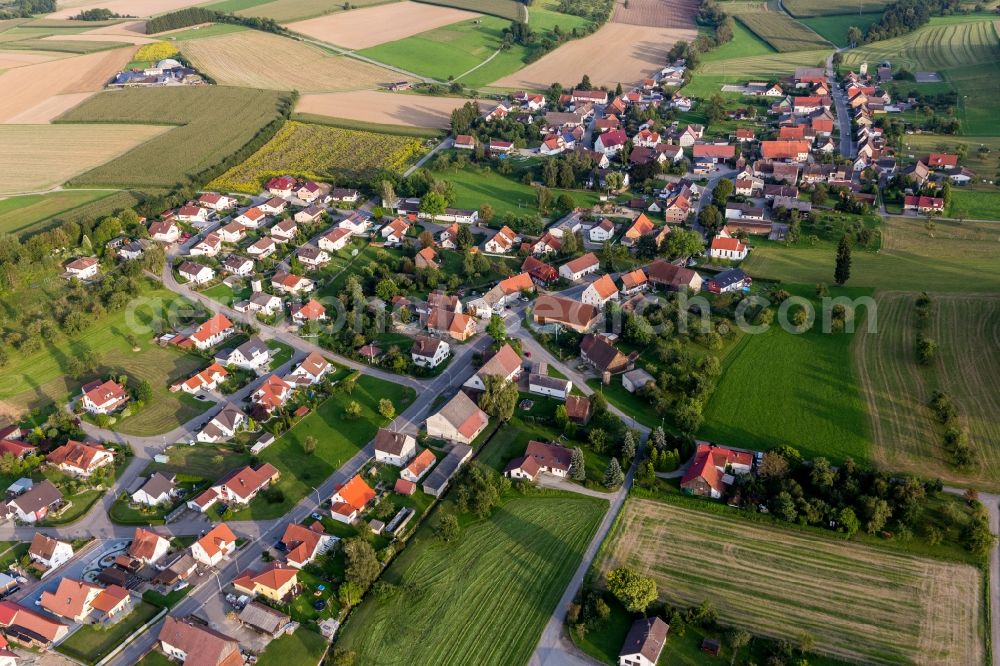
top-left (827, 50), bottom-right (856, 159)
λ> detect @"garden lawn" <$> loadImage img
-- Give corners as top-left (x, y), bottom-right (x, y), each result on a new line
top-left (256, 629), bottom-right (328, 666)
top-left (230, 375), bottom-right (415, 519)
top-left (136, 651), bottom-right (173, 666)
top-left (141, 445), bottom-right (252, 479)
top-left (40, 489), bottom-right (104, 526)
top-left (337, 493), bottom-right (607, 666)
top-left (267, 340), bottom-right (295, 369)
top-left (57, 601), bottom-right (161, 665)
top-left (699, 285), bottom-right (872, 463)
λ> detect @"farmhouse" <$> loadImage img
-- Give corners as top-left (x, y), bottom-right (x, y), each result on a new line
top-left (28, 533), bottom-right (73, 571)
top-left (532, 295), bottom-right (601, 333)
top-left (680, 442), bottom-right (753, 498)
top-left (559, 252), bottom-right (600, 281)
top-left (190, 314), bottom-right (234, 350)
top-left (374, 429), bottom-right (418, 467)
top-left (464, 343), bottom-right (522, 391)
top-left (64, 256), bottom-right (99, 281)
top-left (620, 268), bottom-right (648, 295)
top-left (46, 441), bottom-right (114, 477)
top-left (0, 600), bottom-right (69, 648)
top-left (330, 475), bottom-right (376, 524)
top-left (504, 441), bottom-right (573, 481)
top-left (80, 380), bottom-right (129, 415)
top-left (178, 261), bottom-right (214, 285)
top-left (454, 134), bottom-right (477, 150)
top-left (623, 214), bottom-right (655, 246)
top-left (564, 395), bottom-right (591, 425)
top-left (422, 444), bottom-right (473, 497)
top-left (281, 522), bottom-right (336, 569)
top-left (692, 143), bottom-right (735, 163)
top-left (400, 449), bottom-right (437, 484)
top-left (581, 334), bottom-right (637, 380)
top-left (522, 255), bottom-right (559, 285)
top-left (903, 195), bottom-right (944, 214)
top-left (191, 523), bottom-right (238, 566)
top-left (426, 391), bottom-right (488, 445)
top-left (411, 335), bottom-right (450, 368)
top-left (619, 617), bottom-right (670, 666)
top-left (581, 274), bottom-right (619, 309)
top-left (159, 617), bottom-right (241, 666)
top-left (528, 366), bottom-right (572, 400)
top-left (647, 260), bottom-right (702, 292)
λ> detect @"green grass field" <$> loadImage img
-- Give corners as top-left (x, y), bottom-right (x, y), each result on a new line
top-left (700, 17), bottom-right (776, 62)
top-left (735, 12), bottom-right (831, 51)
top-left (337, 493), bottom-right (606, 665)
top-left (700, 285), bottom-right (872, 463)
top-left (948, 190), bottom-right (1000, 220)
top-left (54, 86), bottom-right (292, 190)
top-left (743, 216), bottom-right (1000, 293)
top-left (800, 12), bottom-right (882, 46)
top-left (256, 629), bottom-right (328, 665)
top-left (0, 191), bottom-right (117, 236)
top-left (899, 133), bottom-right (1000, 177)
top-left (57, 602), bottom-right (161, 665)
top-left (230, 0), bottom-right (395, 22)
top-left (411, 0), bottom-right (527, 21)
top-left (782, 0), bottom-right (891, 16)
top-left (229, 374), bottom-right (415, 519)
top-left (687, 47), bottom-right (830, 98)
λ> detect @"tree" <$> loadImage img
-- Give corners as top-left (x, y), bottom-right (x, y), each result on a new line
top-left (420, 191), bottom-right (447, 216)
top-left (433, 512), bottom-right (460, 542)
top-left (606, 566), bottom-right (657, 613)
top-left (810, 457), bottom-right (834, 488)
top-left (375, 278), bottom-right (398, 302)
top-left (570, 447), bottom-right (587, 481)
top-left (456, 224), bottom-right (474, 250)
top-left (712, 178), bottom-right (734, 207)
top-left (578, 74), bottom-right (592, 90)
top-left (729, 629), bottom-right (752, 652)
top-left (378, 399), bottom-right (395, 420)
top-left (862, 496), bottom-right (892, 534)
top-left (380, 180), bottom-right (396, 207)
top-left (699, 204), bottom-right (722, 234)
top-left (536, 186), bottom-right (553, 213)
top-left (758, 451), bottom-right (789, 479)
top-left (479, 203), bottom-right (494, 224)
top-left (486, 313), bottom-right (507, 341)
top-left (634, 234), bottom-right (658, 259)
top-left (136, 380), bottom-right (152, 403)
top-left (838, 506), bottom-right (860, 537)
top-left (344, 538), bottom-right (381, 587)
top-left (811, 183), bottom-right (828, 205)
top-left (621, 430), bottom-right (637, 462)
top-left (339, 581), bottom-right (362, 607)
top-left (478, 374), bottom-right (518, 421)
top-left (603, 457), bottom-right (624, 488)
top-left (604, 171), bottom-right (624, 193)
top-left (344, 400), bottom-right (362, 419)
top-left (834, 235), bottom-right (851, 285)
top-left (916, 334), bottom-right (937, 365)
top-left (330, 648), bottom-right (356, 666)
top-left (663, 228), bottom-right (704, 259)
top-left (454, 462), bottom-right (508, 517)
top-left (418, 230), bottom-right (435, 248)
top-left (847, 24), bottom-right (862, 46)
top-left (303, 436), bottom-right (317, 454)
top-left (706, 94), bottom-right (727, 124)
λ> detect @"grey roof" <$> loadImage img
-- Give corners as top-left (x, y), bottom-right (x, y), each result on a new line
top-left (236, 336), bottom-right (268, 358)
top-left (374, 429), bottom-right (415, 456)
top-left (529, 373), bottom-right (571, 391)
top-left (136, 472), bottom-right (175, 499)
top-left (213, 406), bottom-right (246, 431)
top-left (422, 444), bottom-right (473, 494)
top-left (620, 617), bottom-right (669, 662)
top-left (238, 601), bottom-right (289, 635)
top-left (9, 480), bottom-right (62, 513)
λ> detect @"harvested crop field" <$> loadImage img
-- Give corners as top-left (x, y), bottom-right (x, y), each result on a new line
top-left (0, 124), bottom-right (168, 194)
top-left (47, 0), bottom-right (208, 18)
top-left (0, 50), bottom-right (67, 68)
top-left (42, 21), bottom-right (159, 44)
top-left (491, 21), bottom-right (696, 89)
top-left (409, 0), bottom-right (525, 21)
top-left (230, 0), bottom-right (392, 22)
top-left (783, 0), bottom-right (892, 16)
top-left (296, 90), bottom-right (474, 127)
top-left (736, 11), bottom-right (831, 51)
top-left (856, 292), bottom-right (1000, 490)
top-left (840, 17), bottom-right (1000, 72)
top-left (287, 2), bottom-right (479, 49)
top-left (610, 0), bottom-right (699, 28)
top-left (0, 46), bottom-right (133, 122)
top-left (207, 120), bottom-right (426, 192)
top-left (181, 30), bottom-right (392, 91)
top-left (601, 498), bottom-right (984, 666)
top-left (5, 92), bottom-right (95, 123)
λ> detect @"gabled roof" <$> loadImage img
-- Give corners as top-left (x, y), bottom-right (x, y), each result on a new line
top-left (233, 562), bottom-right (297, 595)
top-left (626, 213), bottom-right (655, 237)
top-left (587, 274), bottom-right (618, 300)
top-left (191, 314), bottom-right (233, 344)
top-left (433, 391), bottom-right (489, 440)
top-left (499, 272), bottom-right (533, 294)
top-left (216, 463), bottom-right (279, 501)
top-left (404, 448), bottom-right (436, 479)
top-left (620, 617), bottom-right (669, 662)
top-left (711, 236), bottom-right (746, 252)
top-left (46, 440), bottom-right (110, 471)
top-left (620, 268), bottom-right (647, 290)
top-left (8, 480), bottom-right (61, 514)
top-left (524, 441), bottom-right (572, 471)
top-left (477, 343), bottom-right (521, 379)
top-left (29, 533), bottom-right (68, 560)
top-left (373, 429), bottom-right (416, 456)
top-left (40, 578), bottom-right (100, 619)
top-left (91, 585), bottom-right (130, 613)
top-left (159, 616), bottom-right (242, 666)
top-left (195, 523), bottom-right (237, 558)
top-left (562, 252), bottom-right (599, 275)
top-left (129, 527), bottom-right (169, 561)
top-left (681, 442), bottom-right (753, 494)
top-left (281, 522), bottom-right (326, 566)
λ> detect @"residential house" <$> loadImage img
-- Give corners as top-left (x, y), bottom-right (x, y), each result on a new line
top-left (290, 299), bottom-right (327, 325)
top-left (619, 617), bottom-right (670, 666)
top-left (233, 563), bottom-right (298, 602)
top-left (646, 259), bottom-right (702, 292)
top-left (422, 444), bottom-right (473, 497)
top-left (530, 232), bottom-right (562, 256)
top-left (581, 334), bottom-right (637, 381)
top-left (489, 139), bottom-right (513, 155)
top-left (174, 205), bottom-right (209, 225)
top-left (258, 197), bottom-right (287, 215)
top-left (247, 236), bottom-right (277, 259)
top-left (565, 395), bottom-right (591, 425)
top-left (581, 274), bottom-right (619, 309)
top-left (620, 268), bottom-right (648, 295)
top-left (380, 218), bottom-right (410, 244)
top-left (294, 181), bottom-right (322, 202)
top-left (190, 524), bottom-right (238, 566)
top-left (484, 226), bottom-right (518, 254)
top-left (559, 252), bottom-right (600, 281)
top-left (271, 271), bottom-right (314, 295)
top-left (925, 153), bottom-right (958, 170)
top-left (338, 212), bottom-right (371, 236)
top-left (532, 294), bottom-right (601, 333)
top-left (79, 380), bottom-right (128, 415)
top-left (158, 616), bottom-right (242, 666)
top-left (128, 527), bottom-right (170, 565)
top-left (178, 261), bottom-right (214, 285)
top-left (319, 227), bottom-right (352, 252)
top-left (251, 374), bottom-right (294, 414)
top-left (401, 449), bottom-right (436, 483)
top-left (438, 223), bottom-right (459, 249)
top-left (0, 439), bottom-right (34, 459)
top-left (148, 219), bottom-right (180, 243)
top-left (522, 255), bottom-right (558, 285)
top-left (464, 343), bottom-right (522, 391)
top-left (426, 308), bottom-right (476, 342)
top-left (297, 245), bottom-right (330, 269)
top-left (197, 193), bottom-right (236, 210)
top-left (327, 187), bottom-right (359, 204)
top-left (680, 441), bottom-right (753, 498)
top-left (40, 578), bottom-right (103, 622)
top-left (903, 195), bottom-right (944, 214)
top-left (0, 601), bottom-right (69, 648)
top-left (194, 463), bottom-right (280, 514)
top-left (238, 292), bottom-right (282, 316)
top-left (64, 257), bottom-right (99, 281)
top-left (116, 239), bottom-right (148, 261)
top-left (504, 441), bottom-right (573, 481)
top-left (294, 204), bottom-right (324, 224)
top-left (411, 335), bottom-right (450, 368)
top-left (709, 235), bottom-right (748, 261)
top-left (190, 232), bottom-right (221, 257)
top-left (216, 221), bottom-right (247, 243)
top-left (46, 441), bottom-right (113, 477)
top-left (706, 268), bottom-right (751, 293)
top-left (454, 134), bottom-right (477, 150)
top-left (266, 175), bottom-right (296, 198)
top-left (571, 89), bottom-right (608, 104)
top-left (426, 391), bottom-right (489, 445)
top-left (286, 351), bottom-right (330, 386)
top-left (5, 480), bottom-right (62, 523)
top-left (218, 336), bottom-right (270, 371)
top-left (281, 522), bottom-right (336, 569)
top-left (761, 140), bottom-right (811, 162)
top-left (270, 218), bottom-right (298, 242)
top-left (189, 314), bottom-right (234, 350)
top-left (415, 246), bottom-right (439, 270)
top-left (195, 406), bottom-right (246, 443)
top-left (595, 129), bottom-right (627, 155)
top-left (589, 218), bottom-right (616, 243)
top-left (374, 429), bottom-right (418, 467)
top-left (329, 475), bottom-right (376, 523)
top-left (692, 143), bottom-right (735, 164)
top-left (222, 255), bottom-right (254, 277)
top-left (131, 472), bottom-right (177, 507)
top-left (623, 214), bottom-right (655, 245)
top-left (28, 533), bottom-right (73, 571)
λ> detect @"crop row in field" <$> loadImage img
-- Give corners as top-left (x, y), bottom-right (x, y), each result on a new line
top-left (841, 16), bottom-right (999, 72)
top-left (600, 498), bottom-right (984, 666)
top-left (783, 0), bottom-right (891, 17)
top-left (338, 494), bottom-right (606, 666)
top-left (856, 292), bottom-right (1000, 490)
top-left (55, 86), bottom-right (292, 190)
top-left (206, 120), bottom-right (425, 193)
top-left (736, 12), bottom-right (831, 51)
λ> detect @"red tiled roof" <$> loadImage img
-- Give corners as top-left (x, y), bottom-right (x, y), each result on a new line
top-left (190, 314), bottom-right (232, 344)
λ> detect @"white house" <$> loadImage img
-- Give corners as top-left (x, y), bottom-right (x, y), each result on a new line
top-left (270, 219), bottom-right (298, 242)
top-left (190, 524), bottom-right (237, 567)
top-left (174, 205), bottom-right (209, 225)
top-left (373, 429), bottom-right (418, 467)
top-left (218, 337), bottom-right (270, 371)
top-left (618, 617), bottom-right (669, 666)
top-left (338, 212), bottom-right (370, 236)
top-left (216, 221), bottom-right (247, 243)
top-left (28, 533), bottom-right (74, 571)
top-left (189, 314), bottom-right (234, 350)
top-left (296, 245), bottom-right (330, 268)
top-left (559, 252), bottom-right (600, 281)
top-left (484, 226), bottom-right (518, 254)
top-left (271, 271), bottom-right (314, 295)
top-left (131, 472), bottom-right (177, 506)
top-left (222, 255), bottom-right (254, 277)
top-left (380, 219), bottom-right (410, 244)
top-left (411, 335), bottom-right (450, 368)
top-left (247, 236), bottom-right (277, 259)
top-left (148, 219), bottom-right (180, 243)
top-left (197, 193), bottom-right (237, 210)
top-left (709, 235), bottom-right (748, 261)
top-left (581, 274), bottom-right (619, 309)
top-left (196, 405), bottom-right (246, 443)
top-left (595, 129), bottom-right (627, 155)
top-left (319, 227), bottom-right (352, 252)
top-left (127, 527), bottom-right (171, 565)
top-left (234, 207), bottom-right (267, 228)
top-left (178, 261), bottom-right (214, 285)
top-left (588, 218), bottom-right (615, 243)
top-left (528, 371), bottom-right (572, 400)
top-left (64, 257), bottom-right (99, 281)
top-left (190, 233), bottom-right (221, 257)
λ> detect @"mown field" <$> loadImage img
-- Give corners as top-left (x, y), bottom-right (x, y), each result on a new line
top-left (0, 190), bottom-right (116, 236)
top-left (947, 190), bottom-right (1000, 220)
top-left (899, 134), bottom-right (1000, 179)
top-left (206, 120), bottom-right (426, 193)
top-left (742, 216), bottom-right (1000, 293)
top-left (783, 0), bottom-right (892, 16)
top-left (0, 124), bottom-right (168, 195)
top-left (180, 30), bottom-right (393, 91)
top-left (54, 86), bottom-right (292, 189)
top-left (411, 0), bottom-right (527, 21)
top-left (736, 11), bottom-right (831, 51)
top-left (220, 0), bottom-right (394, 21)
top-left (855, 292), bottom-right (1000, 490)
top-left (338, 493), bottom-right (606, 665)
top-left (840, 16), bottom-right (1000, 135)
top-left (599, 498), bottom-right (984, 666)
top-left (686, 46), bottom-right (829, 97)
top-left (800, 12), bottom-right (883, 46)
top-left (700, 285), bottom-right (872, 463)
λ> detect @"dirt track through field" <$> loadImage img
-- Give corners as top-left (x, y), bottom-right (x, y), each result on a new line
top-left (856, 291), bottom-right (1000, 489)
top-left (297, 90), bottom-right (480, 127)
top-left (490, 21), bottom-right (696, 89)
top-left (0, 45), bottom-right (134, 123)
top-left (287, 2), bottom-right (479, 49)
top-left (181, 30), bottom-right (393, 92)
top-left (600, 499), bottom-right (983, 665)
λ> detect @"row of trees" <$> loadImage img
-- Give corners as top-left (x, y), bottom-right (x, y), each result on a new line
top-left (145, 7), bottom-right (286, 34)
